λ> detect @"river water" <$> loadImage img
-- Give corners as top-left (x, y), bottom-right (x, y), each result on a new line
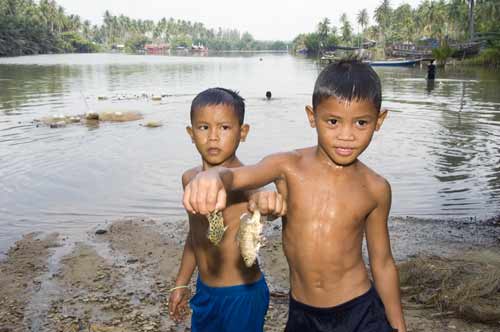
top-left (0, 53), bottom-right (499, 252)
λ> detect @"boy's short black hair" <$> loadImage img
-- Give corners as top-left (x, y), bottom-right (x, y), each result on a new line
top-left (190, 88), bottom-right (245, 125)
top-left (313, 58), bottom-right (381, 111)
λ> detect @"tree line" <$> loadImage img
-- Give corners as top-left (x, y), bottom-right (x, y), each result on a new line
top-left (0, 0), bottom-right (289, 57)
top-left (293, 0), bottom-right (500, 55)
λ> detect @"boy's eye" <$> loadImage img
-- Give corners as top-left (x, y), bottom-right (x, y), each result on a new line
top-left (198, 125), bottom-right (208, 130)
top-left (356, 120), bottom-right (368, 127)
top-left (327, 119), bottom-right (338, 125)
top-left (221, 125), bottom-right (231, 130)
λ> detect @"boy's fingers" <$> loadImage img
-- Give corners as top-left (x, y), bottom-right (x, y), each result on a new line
top-left (183, 185), bottom-right (194, 214)
top-left (274, 194), bottom-right (283, 216)
top-left (196, 182), bottom-right (208, 215)
top-left (189, 182), bottom-right (200, 213)
top-left (258, 193), bottom-right (268, 214)
top-left (168, 297), bottom-right (178, 316)
top-left (281, 200), bottom-right (287, 216)
top-left (267, 192), bottom-right (277, 214)
top-left (269, 192), bottom-right (279, 214)
top-left (215, 189), bottom-right (227, 211)
top-left (206, 182), bottom-right (218, 213)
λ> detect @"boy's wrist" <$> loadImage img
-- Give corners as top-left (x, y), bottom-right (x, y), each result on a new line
top-left (174, 275), bottom-right (191, 287)
top-left (169, 284), bottom-right (190, 292)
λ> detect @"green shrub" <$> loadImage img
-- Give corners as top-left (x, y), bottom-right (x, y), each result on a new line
top-left (465, 47), bottom-right (500, 66)
top-left (432, 45), bottom-right (454, 66)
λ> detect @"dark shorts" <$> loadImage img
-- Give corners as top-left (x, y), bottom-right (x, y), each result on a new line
top-left (285, 286), bottom-right (397, 332)
top-left (189, 275), bottom-right (269, 332)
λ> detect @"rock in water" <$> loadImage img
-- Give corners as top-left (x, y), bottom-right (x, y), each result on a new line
top-left (207, 211), bottom-right (227, 246)
top-left (143, 121), bottom-right (162, 128)
top-left (238, 210), bottom-right (263, 267)
top-left (85, 112), bottom-right (99, 120)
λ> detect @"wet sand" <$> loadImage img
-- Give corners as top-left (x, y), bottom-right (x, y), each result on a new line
top-left (0, 216), bottom-right (499, 332)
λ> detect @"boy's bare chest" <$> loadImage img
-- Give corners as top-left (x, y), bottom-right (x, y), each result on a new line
top-left (286, 170), bottom-right (375, 224)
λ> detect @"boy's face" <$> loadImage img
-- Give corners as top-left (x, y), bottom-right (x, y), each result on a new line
top-left (306, 97), bottom-right (387, 166)
top-left (187, 104), bottom-right (249, 167)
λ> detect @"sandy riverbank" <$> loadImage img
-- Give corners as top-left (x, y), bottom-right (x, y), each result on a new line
top-left (0, 217), bottom-right (499, 332)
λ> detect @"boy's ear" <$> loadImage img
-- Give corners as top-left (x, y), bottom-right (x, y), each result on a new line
top-left (305, 105), bottom-right (316, 128)
top-left (240, 124), bottom-right (250, 142)
top-left (375, 109), bottom-right (388, 131)
top-left (186, 126), bottom-right (194, 142)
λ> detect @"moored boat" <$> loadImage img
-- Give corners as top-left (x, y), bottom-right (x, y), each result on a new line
top-left (364, 59), bottom-right (421, 67)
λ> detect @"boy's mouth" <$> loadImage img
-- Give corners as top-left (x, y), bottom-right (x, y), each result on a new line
top-left (335, 147), bottom-right (354, 156)
top-left (207, 148), bottom-right (221, 155)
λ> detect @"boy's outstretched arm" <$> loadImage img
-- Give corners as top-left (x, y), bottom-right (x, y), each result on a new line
top-left (365, 180), bottom-right (407, 332)
top-left (183, 153), bottom-right (290, 215)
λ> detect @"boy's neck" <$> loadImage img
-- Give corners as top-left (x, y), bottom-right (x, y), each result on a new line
top-left (202, 154), bottom-right (242, 171)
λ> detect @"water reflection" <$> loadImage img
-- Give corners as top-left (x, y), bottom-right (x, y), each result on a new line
top-left (426, 79), bottom-right (435, 94)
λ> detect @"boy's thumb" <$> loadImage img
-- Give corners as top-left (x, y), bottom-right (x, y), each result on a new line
top-left (248, 200), bottom-right (256, 212)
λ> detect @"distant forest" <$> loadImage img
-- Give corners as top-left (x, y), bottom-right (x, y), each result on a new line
top-left (0, 0), bottom-right (289, 57)
top-left (292, 0), bottom-right (500, 55)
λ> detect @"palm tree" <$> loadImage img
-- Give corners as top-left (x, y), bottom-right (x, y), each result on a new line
top-left (340, 13), bottom-right (353, 45)
top-left (374, 0), bottom-right (392, 45)
top-left (448, 0), bottom-right (467, 39)
top-left (467, 0), bottom-right (475, 40)
top-left (82, 19), bottom-right (91, 40)
top-left (357, 9), bottom-right (369, 33)
top-left (317, 17), bottom-right (330, 53)
top-left (357, 9), bottom-right (369, 47)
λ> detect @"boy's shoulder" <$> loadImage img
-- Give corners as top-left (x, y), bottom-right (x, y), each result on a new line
top-left (264, 147), bottom-right (312, 165)
top-left (357, 161), bottom-right (391, 199)
top-left (182, 166), bottom-right (202, 188)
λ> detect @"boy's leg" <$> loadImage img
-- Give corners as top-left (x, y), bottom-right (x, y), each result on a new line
top-left (190, 279), bottom-right (221, 332)
top-left (222, 277), bottom-right (270, 332)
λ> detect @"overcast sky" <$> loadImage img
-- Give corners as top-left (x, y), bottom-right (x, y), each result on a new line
top-left (57, 0), bottom-right (424, 41)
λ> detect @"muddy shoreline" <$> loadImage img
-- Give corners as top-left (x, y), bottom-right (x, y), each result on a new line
top-left (0, 216), bottom-right (499, 332)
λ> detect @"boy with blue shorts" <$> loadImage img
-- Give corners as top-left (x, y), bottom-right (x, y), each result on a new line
top-left (168, 88), bottom-right (286, 332)
top-left (183, 60), bottom-right (407, 332)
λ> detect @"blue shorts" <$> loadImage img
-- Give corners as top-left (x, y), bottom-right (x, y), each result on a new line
top-left (285, 286), bottom-right (397, 332)
top-left (190, 275), bottom-right (270, 332)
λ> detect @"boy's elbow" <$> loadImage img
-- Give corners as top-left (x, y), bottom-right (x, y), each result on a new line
top-left (371, 256), bottom-right (397, 276)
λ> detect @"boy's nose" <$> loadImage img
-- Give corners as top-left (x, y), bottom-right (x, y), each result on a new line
top-left (208, 129), bottom-right (219, 141)
top-left (338, 125), bottom-right (355, 140)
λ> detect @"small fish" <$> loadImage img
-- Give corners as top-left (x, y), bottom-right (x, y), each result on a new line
top-left (238, 210), bottom-right (263, 267)
top-left (207, 211), bottom-right (228, 246)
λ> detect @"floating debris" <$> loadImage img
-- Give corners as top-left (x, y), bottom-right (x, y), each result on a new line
top-left (98, 112), bottom-right (143, 122)
top-left (142, 121), bottom-right (163, 128)
top-left (85, 112), bottom-right (99, 120)
top-left (238, 210), bottom-right (263, 267)
top-left (97, 96), bottom-right (108, 101)
top-left (36, 110), bottom-right (143, 129)
top-left (151, 96), bottom-right (162, 101)
top-left (49, 121), bottom-right (67, 128)
top-left (207, 211), bottom-right (227, 246)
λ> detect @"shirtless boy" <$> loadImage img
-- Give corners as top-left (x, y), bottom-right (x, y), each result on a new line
top-left (168, 88), bottom-right (286, 332)
top-left (182, 60), bottom-right (407, 332)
